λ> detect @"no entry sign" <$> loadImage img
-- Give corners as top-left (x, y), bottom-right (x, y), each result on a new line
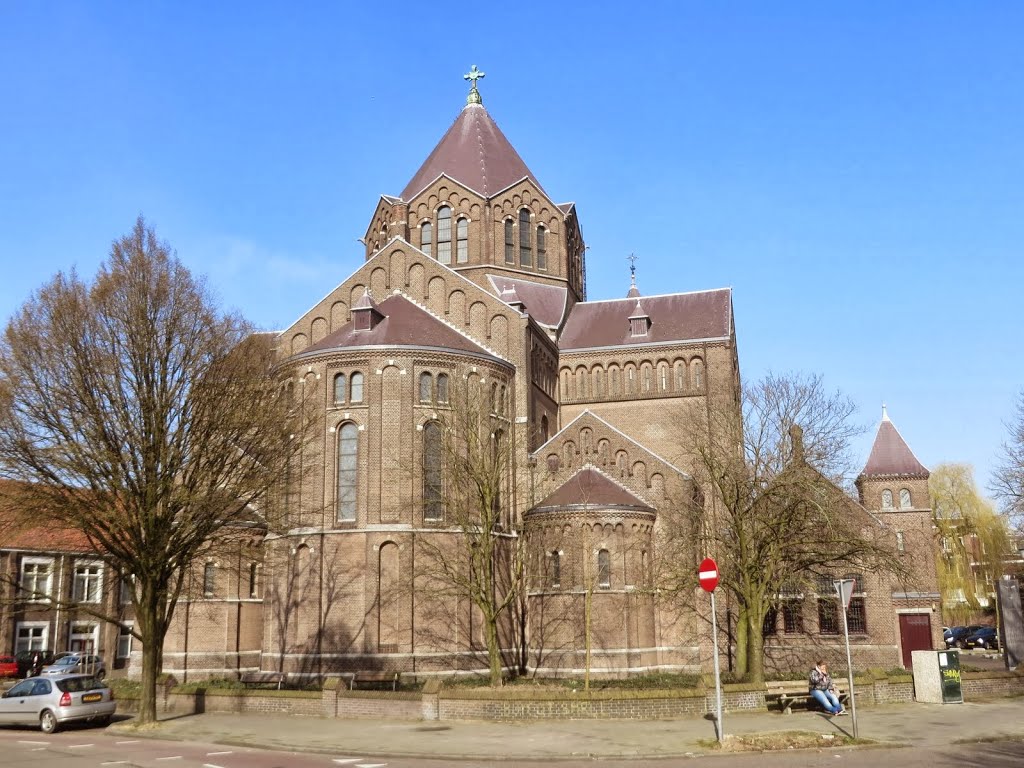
top-left (698, 557), bottom-right (719, 592)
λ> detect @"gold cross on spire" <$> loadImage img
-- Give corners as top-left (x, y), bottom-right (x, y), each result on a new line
top-left (464, 65), bottom-right (485, 105)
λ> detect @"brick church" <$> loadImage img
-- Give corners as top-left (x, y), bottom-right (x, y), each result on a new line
top-left (1, 72), bottom-right (943, 680)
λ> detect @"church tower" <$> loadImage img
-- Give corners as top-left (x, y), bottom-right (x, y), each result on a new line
top-left (855, 406), bottom-right (941, 664)
top-left (361, 66), bottom-right (587, 306)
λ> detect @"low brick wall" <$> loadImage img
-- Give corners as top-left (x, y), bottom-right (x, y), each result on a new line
top-left (110, 670), bottom-right (1022, 722)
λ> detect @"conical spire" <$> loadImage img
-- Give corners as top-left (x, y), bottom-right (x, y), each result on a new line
top-left (860, 406), bottom-right (928, 478)
top-left (400, 69), bottom-right (542, 200)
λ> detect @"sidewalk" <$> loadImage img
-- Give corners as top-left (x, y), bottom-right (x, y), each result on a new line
top-left (113, 698), bottom-right (1024, 761)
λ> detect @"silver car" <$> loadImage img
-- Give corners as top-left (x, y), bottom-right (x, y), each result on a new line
top-left (41, 653), bottom-right (106, 680)
top-left (0, 674), bottom-right (115, 733)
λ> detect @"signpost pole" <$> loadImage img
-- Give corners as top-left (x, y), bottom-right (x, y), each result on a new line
top-left (699, 557), bottom-right (723, 744)
top-left (835, 579), bottom-right (859, 739)
top-left (710, 589), bottom-right (723, 744)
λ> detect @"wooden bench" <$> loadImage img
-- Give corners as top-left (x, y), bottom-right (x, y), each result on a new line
top-left (240, 671), bottom-right (285, 690)
top-left (766, 680), bottom-right (848, 715)
top-left (350, 670), bottom-right (400, 691)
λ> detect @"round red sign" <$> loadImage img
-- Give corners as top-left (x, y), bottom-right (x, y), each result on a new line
top-left (698, 557), bottom-right (719, 592)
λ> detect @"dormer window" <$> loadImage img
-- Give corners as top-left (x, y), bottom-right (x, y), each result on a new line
top-left (437, 206), bottom-right (452, 264)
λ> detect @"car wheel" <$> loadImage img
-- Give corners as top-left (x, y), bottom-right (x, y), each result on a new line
top-left (40, 709), bottom-right (58, 734)
top-left (95, 669), bottom-right (106, 681)
top-left (956, 640), bottom-right (967, 649)
top-left (95, 715), bottom-right (112, 727)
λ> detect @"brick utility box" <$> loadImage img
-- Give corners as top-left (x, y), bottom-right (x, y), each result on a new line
top-left (912, 649), bottom-right (963, 703)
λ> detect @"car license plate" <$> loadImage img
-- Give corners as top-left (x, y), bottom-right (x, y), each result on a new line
top-left (81, 693), bottom-right (102, 703)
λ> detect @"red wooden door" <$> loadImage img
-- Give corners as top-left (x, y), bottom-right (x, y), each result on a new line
top-left (899, 613), bottom-right (933, 668)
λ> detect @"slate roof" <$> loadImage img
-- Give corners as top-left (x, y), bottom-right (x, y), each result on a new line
top-left (401, 103), bottom-right (543, 200)
top-left (559, 288), bottom-right (732, 350)
top-left (860, 409), bottom-right (929, 478)
top-left (486, 275), bottom-right (569, 327)
top-left (302, 293), bottom-right (501, 361)
top-left (531, 465), bottom-right (654, 512)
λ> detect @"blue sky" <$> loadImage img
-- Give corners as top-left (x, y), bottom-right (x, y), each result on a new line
top-left (1, 2), bottom-right (1021, 497)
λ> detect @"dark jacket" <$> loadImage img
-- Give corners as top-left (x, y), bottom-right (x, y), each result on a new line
top-left (809, 666), bottom-right (834, 693)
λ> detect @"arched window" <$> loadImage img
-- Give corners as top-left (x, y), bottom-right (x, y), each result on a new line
top-left (333, 373), bottom-right (346, 404)
top-left (456, 217), bottom-right (469, 263)
top-left (519, 209), bottom-right (532, 266)
top-left (536, 226), bottom-right (547, 270)
top-left (492, 428), bottom-right (504, 515)
top-left (550, 550), bottom-right (561, 588)
top-left (336, 423), bottom-right (358, 522)
top-left (609, 367), bottom-right (619, 395)
top-left (248, 562), bottom-right (259, 598)
top-left (419, 372), bottom-right (433, 403)
top-left (642, 364), bottom-right (653, 393)
top-left (490, 382), bottom-right (498, 413)
top-left (625, 365), bottom-right (636, 394)
top-left (436, 373), bottom-right (449, 404)
top-left (499, 384), bottom-right (507, 415)
top-left (692, 358), bottom-right (704, 389)
top-left (658, 362), bottom-right (669, 391)
top-left (436, 206), bottom-right (452, 264)
top-left (504, 219), bottom-right (515, 264)
top-left (881, 489), bottom-right (893, 509)
top-left (899, 488), bottom-right (912, 509)
top-left (350, 372), bottom-right (364, 403)
top-left (423, 422), bottom-right (443, 521)
top-left (420, 221), bottom-right (432, 257)
top-left (674, 361), bottom-right (686, 391)
top-left (593, 367), bottom-right (603, 397)
top-left (540, 414), bottom-right (549, 442)
top-left (597, 549), bottom-right (611, 589)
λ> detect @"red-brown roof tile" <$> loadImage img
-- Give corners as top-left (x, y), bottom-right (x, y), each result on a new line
top-left (860, 410), bottom-right (929, 478)
top-left (559, 288), bottom-right (732, 350)
top-left (531, 466), bottom-right (654, 512)
top-left (301, 293), bottom-right (502, 361)
top-left (487, 275), bottom-right (568, 327)
top-left (401, 104), bottom-right (542, 200)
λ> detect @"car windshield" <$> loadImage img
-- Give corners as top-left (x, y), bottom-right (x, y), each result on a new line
top-left (54, 656), bottom-right (81, 666)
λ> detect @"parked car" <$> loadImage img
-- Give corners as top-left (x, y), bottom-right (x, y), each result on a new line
top-left (945, 625), bottom-right (985, 649)
top-left (0, 656), bottom-right (18, 679)
top-left (964, 627), bottom-right (1000, 650)
top-left (41, 654), bottom-right (106, 680)
top-left (14, 650), bottom-right (55, 678)
top-left (0, 674), bottom-right (115, 733)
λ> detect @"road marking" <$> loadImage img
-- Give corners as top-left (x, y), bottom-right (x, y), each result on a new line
top-left (206, 751), bottom-right (233, 756)
top-left (203, 764), bottom-right (226, 768)
top-left (101, 762), bottom-right (129, 765)
top-left (155, 757), bottom-right (183, 761)
top-left (332, 761), bottom-right (363, 765)
top-left (115, 740), bottom-right (140, 745)
top-left (356, 764), bottom-right (388, 768)
top-left (18, 740), bottom-right (49, 746)
top-left (68, 743), bottom-right (95, 748)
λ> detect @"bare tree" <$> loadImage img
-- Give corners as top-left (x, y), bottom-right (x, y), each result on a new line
top-left (677, 372), bottom-right (904, 683)
top-left (0, 218), bottom-right (307, 723)
top-left (415, 377), bottom-right (523, 687)
top-left (993, 391), bottom-right (1024, 529)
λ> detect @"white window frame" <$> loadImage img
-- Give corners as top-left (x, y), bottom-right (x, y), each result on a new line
top-left (14, 622), bottom-right (49, 653)
top-left (68, 622), bottom-right (99, 654)
top-left (73, 559), bottom-right (104, 604)
top-left (20, 557), bottom-right (53, 602)
top-left (117, 622), bottom-right (134, 660)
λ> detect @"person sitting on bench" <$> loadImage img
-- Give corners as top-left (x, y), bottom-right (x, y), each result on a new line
top-left (809, 660), bottom-right (847, 715)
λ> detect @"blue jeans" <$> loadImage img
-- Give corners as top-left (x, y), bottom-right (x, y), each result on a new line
top-left (810, 688), bottom-right (842, 713)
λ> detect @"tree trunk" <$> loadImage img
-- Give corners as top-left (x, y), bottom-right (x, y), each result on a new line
top-left (733, 604), bottom-right (749, 679)
top-left (484, 616), bottom-right (502, 687)
top-left (745, 610), bottom-right (766, 684)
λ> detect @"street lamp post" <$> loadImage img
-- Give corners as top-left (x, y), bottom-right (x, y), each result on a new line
top-left (834, 578), bottom-right (859, 739)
